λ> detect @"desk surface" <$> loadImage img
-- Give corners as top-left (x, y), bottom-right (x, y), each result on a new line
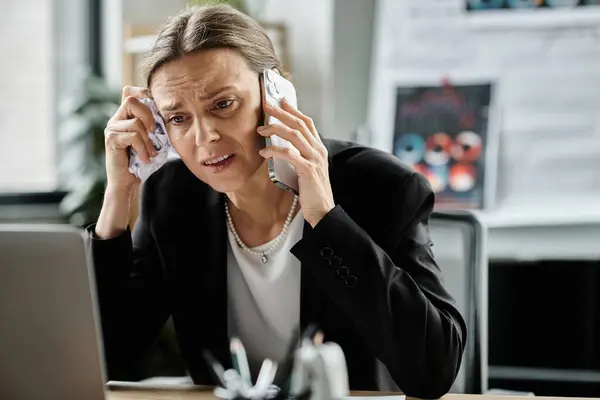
top-left (104, 389), bottom-right (597, 400)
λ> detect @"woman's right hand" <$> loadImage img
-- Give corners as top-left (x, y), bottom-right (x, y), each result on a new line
top-left (95, 86), bottom-right (157, 238)
top-left (104, 86), bottom-right (157, 193)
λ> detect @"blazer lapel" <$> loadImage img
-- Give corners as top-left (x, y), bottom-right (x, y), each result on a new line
top-left (201, 189), bottom-right (232, 369)
top-left (173, 186), bottom-right (232, 375)
top-left (299, 220), bottom-right (325, 333)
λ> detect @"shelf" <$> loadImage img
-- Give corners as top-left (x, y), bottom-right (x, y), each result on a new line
top-left (471, 201), bottom-right (600, 261)
top-left (466, 6), bottom-right (600, 31)
top-left (488, 228), bottom-right (600, 261)
top-left (490, 366), bottom-right (600, 383)
top-left (476, 204), bottom-right (600, 229)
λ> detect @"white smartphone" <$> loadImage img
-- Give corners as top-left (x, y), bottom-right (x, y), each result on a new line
top-left (260, 69), bottom-right (300, 195)
top-left (128, 97), bottom-right (178, 182)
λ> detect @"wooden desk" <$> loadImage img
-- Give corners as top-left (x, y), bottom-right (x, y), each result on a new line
top-left (104, 388), bottom-right (597, 400)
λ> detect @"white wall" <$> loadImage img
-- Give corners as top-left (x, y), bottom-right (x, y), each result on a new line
top-left (331, 0), bottom-right (376, 142)
top-left (0, 0), bottom-right (55, 192)
top-left (260, 0), bottom-right (334, 136)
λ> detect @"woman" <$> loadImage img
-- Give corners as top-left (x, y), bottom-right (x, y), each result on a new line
top-left (90, 4), bottom-right (466, 398)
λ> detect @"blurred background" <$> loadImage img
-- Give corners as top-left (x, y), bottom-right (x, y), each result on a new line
top-left (1, 0), bottom-right (599, 396)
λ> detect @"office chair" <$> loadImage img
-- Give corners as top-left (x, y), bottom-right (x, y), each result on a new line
top-left (377, 209), bottom-right (488, 394)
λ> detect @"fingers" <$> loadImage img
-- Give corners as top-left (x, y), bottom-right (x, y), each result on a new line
top-left (257, 124), bottom-right (315, 159)
top-left (104, 119), bottom-right (154, 163)
top-left (262, 100), bottom-right (327, 158)
top-left (104, 86), bottom-right (157, 166)
top-left (263, 100), bottom-right (314, 143)
top-left (116, 118), bottom-right (156, 158)
top-left (259, 145), bottom-right (307, 171)
top-left (279, 98), bottom-right (318, 137)
top-left (121, 85), bottom-right (150, 103)
top-left (264, 97), bottom-right (318, 138)
top-left (111, 96), bottom-right (156, 135)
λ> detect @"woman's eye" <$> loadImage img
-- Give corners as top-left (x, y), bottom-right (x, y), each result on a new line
top-left (214, 100), bottom-right (233, 110)
top-left (169, 115), bottom-right (185, 124)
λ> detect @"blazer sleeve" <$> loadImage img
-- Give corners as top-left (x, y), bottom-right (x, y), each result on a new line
top-left (290, 172), bottom-right (466, 399)
top-left (86, 190), bottom-right (170, 381)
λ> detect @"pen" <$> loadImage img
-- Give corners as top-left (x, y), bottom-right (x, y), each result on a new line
top-left (288, 341), bottom-right (316, 398)
top-left (278, 326), bottom-right (302, 390)
top-left (230, 337), bottom-right (252, 391)
top-left (313, 330), bottom-right (324, 345)
top-left (214, 369), bottom-right (242, 399)
top-left (301, 323), bottom-right (318, 342)
top-left (249, 359), bottom-right (278, 398)
top-left (202, 349), bottom-right (227, 388)
top-left (223, 368), bottom-right (242, 392)
top-left (285, 324), bottom-right (321, 397)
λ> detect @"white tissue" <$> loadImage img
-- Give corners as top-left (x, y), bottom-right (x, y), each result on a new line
top-left (128, 97), bottom-right (178, 182)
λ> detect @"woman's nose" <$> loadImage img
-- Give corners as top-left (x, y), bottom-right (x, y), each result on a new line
top-left (194, 119), bottom-right (220, 147)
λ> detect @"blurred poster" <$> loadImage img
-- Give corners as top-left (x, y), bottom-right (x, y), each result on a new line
top-left (467, 0), bottom-right (600, 11)
top-left (393, 81), bottom-right (493, 210)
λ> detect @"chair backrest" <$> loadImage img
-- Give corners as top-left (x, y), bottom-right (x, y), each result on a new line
top-left (429, 210), bottom-right (488, 393)
top-left (376, 210), bottom-right (488, 394)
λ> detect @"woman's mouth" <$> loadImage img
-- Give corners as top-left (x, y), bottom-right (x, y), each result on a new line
top-left (202, 153), bottom-right (236, 173)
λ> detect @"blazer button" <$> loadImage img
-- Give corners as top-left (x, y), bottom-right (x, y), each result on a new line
top-left (320, 247), bottom-right (334, 259)
top-left (345, 275), bottom-right (358, 288)
top-left (336, 266), bottom-right (350, 279)
top-left (329, 256), bottom-right (342, 269)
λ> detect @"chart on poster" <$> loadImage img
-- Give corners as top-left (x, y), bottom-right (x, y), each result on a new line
top-left (392, 79), bottom-right (493, 209)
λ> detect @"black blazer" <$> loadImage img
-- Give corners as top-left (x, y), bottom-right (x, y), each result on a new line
top-left (88, 139), bottom-right (466, 399)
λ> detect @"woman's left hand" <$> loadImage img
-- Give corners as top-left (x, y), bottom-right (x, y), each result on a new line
top-left (258, 98), bottom-right (335, 228)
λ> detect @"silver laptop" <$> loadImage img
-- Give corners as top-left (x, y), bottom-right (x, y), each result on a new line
top-left (0, 224), bottom-right (106, 400)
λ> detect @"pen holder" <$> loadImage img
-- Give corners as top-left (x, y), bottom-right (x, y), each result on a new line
top-left (204, 330), bottom-right (349, 400)
top-left (288, 341), bottom-right (349, 400)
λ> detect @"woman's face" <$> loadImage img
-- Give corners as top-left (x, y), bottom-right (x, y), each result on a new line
top-left (150, 48), bottom-right (265, 193)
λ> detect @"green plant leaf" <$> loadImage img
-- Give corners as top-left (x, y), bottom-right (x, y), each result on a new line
top-left (57, 70), bottom-right (120, 228)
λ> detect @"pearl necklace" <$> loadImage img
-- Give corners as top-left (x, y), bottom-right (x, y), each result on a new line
top-left (225, 195), bottom-right (299, 263)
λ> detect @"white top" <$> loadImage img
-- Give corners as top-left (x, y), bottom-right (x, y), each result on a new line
top-left (226, 209), bottom-right (305, 381)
